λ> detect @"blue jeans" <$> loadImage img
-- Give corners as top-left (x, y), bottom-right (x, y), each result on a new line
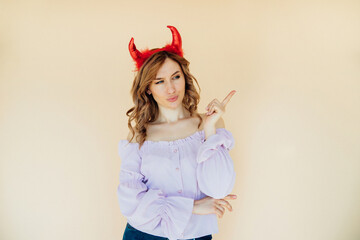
top-left (123, 222), bottom-right (212, 240)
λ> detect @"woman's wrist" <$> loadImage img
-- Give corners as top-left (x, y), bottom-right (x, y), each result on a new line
top-left (203, 125), bottom-right (216, 140)
top-left (192, 199), bottom-right (198, 214)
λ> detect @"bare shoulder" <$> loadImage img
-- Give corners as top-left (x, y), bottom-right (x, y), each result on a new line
top-left (199, 113), bottom-right (225, 129)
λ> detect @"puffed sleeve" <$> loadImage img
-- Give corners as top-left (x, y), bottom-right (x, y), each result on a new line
top-left (196, 128), bottom-right (236, 199)
top-left (116, 140), bottom-right (194, 240)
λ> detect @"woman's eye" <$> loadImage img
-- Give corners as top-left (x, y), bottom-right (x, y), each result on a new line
top-left (155, 76), bottom-right (180, 84)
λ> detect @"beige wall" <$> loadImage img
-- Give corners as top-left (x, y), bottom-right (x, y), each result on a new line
top-left (1, 0), bottom-right (359, 239)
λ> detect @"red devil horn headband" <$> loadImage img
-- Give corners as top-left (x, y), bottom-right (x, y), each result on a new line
top-left (129, 25), bottom-right (184, 72)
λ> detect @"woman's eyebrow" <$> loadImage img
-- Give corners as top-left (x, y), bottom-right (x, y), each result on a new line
top-left (155, 71), bottom-right (180, 80)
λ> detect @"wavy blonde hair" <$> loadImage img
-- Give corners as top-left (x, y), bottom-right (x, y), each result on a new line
top-left (125, 50), bottom-right (202, 149)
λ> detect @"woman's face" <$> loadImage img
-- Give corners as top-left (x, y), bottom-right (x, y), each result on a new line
top-left (147, 58), bottom-right (186, 109)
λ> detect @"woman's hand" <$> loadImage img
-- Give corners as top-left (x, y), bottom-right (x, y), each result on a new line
top-left (203, 90), bottom-right (236, 129)
top-left (192, 194), bottom-right (237, 218)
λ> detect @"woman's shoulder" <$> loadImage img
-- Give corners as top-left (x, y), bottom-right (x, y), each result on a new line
top-left (123, 113), bottom-right (225, 143)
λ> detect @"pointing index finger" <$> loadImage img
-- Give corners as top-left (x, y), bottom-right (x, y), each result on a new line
top-left (222, 90), bottom-right (236, 106)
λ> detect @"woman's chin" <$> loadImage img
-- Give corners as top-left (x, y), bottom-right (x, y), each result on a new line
top-left (164, 102), bottom-right (181, 109)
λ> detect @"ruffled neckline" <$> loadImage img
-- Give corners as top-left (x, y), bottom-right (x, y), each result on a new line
top-left (120, 128), bottom-right (227, 145)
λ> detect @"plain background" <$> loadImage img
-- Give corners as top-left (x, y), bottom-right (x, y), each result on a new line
top-left (1, 0), bottom-right (359, 239)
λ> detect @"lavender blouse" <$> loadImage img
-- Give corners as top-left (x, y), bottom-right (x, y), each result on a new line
top-left (116, 127), bottom-right (236, 240)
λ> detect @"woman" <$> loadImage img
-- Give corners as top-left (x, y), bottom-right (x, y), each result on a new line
top-left (117, 25), bottom-right (237, 240)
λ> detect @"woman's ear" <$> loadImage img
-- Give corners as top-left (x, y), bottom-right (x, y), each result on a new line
top-left (147, 89), bottom-right (152, 95)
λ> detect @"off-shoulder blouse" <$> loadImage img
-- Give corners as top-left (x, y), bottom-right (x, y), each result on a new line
top-left (116, 128), bottom-right (235, 240)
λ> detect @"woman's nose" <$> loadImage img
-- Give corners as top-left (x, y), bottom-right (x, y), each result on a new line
top-left (166, 83), bottom-right (176, 93)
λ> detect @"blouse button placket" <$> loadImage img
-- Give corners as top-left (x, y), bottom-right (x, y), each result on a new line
top-left (172, 146), bottom-right (183, 195)
top-left (173, 148), bottom-right (180, 171)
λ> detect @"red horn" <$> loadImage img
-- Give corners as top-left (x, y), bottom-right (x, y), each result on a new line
top-left (128, 37), bottom-right (143, 62)
top-left (167, 25), bottom-right (182, 55)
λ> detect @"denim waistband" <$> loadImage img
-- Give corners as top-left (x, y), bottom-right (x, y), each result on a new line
top-left (124, 222), bottom-right (212, 240)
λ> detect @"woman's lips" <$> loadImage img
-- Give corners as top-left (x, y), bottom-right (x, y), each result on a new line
top-left (167, 96), bottom-right (178, 102)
